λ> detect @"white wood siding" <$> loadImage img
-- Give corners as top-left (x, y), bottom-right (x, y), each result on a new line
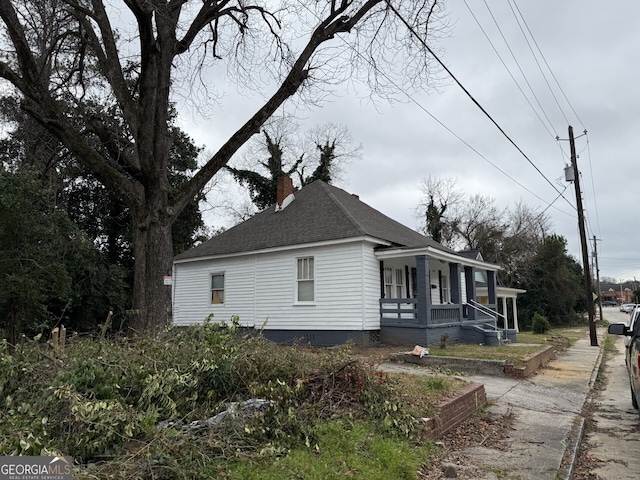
top-left (360, 244), bottom-right (381, 330)
top-left (173, 240), bottom-right (381, 331)
top-left (173, 256), bottom-right (256, 327)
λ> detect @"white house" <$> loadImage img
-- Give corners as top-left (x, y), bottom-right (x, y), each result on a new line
top-left (172, 178), bottom-right (516, 346)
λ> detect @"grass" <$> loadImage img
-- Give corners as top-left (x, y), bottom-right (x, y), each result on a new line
top-left (5, 322), bottom-right (597, 479)
top-left (516, 326), bottom-right (588, 346)
top-left (425, 326), bottom-right (591, 367)
top-left (387, 373), bottom-right (467, 417)
top-left (214, 420), bottom-right (438, 479)
top-left (601, 331), bottom-right (617, 353)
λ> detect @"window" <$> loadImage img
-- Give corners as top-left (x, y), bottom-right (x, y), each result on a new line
top-left (441, 274), bottom-right (450, 303)
top-left (384, 267), bottom-right (393, 298)
top-left (297, 257), bottom-right (314, 302)
top-left (211, 273), bottom-right (225, 304)
top-left (384, 267), bottom-right (405, 298)
top-left (395, 268), bottom-right (405, 297)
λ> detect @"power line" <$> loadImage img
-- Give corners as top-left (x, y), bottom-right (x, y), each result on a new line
top-left (584, 134), bottom-right (602, 237)
top-left (385, 0), bottom-right (576, 212)
top-left (467, 0), bottom-right (559, 140)
top-left (294, 1), bottom-right (577, 219)
top-left (395, 90), bottom-right (573, 215)
top-left (468, 0), bottom-right (571, 167)
top-left (507, 0), bottom-right (570, 127)
top-left (510, 0), bottom-right (586, 130)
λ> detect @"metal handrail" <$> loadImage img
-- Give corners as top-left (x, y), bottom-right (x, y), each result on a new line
top-left (465, 299), bottom-right (505, 321)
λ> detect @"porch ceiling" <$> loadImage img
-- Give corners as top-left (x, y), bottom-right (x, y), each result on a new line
top-left (477, 286), bottom-right (527, 298)
top-left (375, 246), bottom-right (501, 271)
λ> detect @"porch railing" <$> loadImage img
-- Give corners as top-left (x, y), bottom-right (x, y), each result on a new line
top-left (379, 299), bottom-right (463, 325)
top-left (428, 304), bottom-right (463, 324)
top-left (380, 298), bottom-right (418, 324)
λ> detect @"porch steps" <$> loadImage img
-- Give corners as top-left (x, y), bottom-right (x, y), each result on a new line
top-left (461, 323), bottom-right (517, 346)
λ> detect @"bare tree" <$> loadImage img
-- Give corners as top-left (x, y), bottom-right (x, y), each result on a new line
top-left (455, 194), bottom-right (506, 253)
top-left (0, 0), bottom-right (446, 331)
top-left (417, 175), bottom-right (463, 246)
top-left (227, 129), bottom-right (304, 210)
top-left (417, 176), bottom-right (550, 286)
top-left (449, 195), bottom-right (550, 286)
top-left (298, 123), bottom-right (362, 185)
top-left (495, 201), bottom-right (550, 285)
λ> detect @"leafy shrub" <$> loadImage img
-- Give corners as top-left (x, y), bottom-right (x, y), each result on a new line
top-left (532, 313), bottom-right (551, 334)
top-left (138, 368), bottom-right (198, 419)
top-left (0, 319), bottom-right (430, 475)
top-left (53, 385), bottom-right (137, 460)
top-left (55, 359), bottom-right (123, 400)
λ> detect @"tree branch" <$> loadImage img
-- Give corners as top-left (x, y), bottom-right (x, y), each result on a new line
top-left (0, 0), bottom-right (47, 90)
top-left (80, 0), bottom-right (139, 132)
top-left (171, 0), bottom-right (385, 216)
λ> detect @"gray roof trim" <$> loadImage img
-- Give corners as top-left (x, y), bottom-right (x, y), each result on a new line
top-left (174, 235), bottom-right (387, 264)
top-left (477, 286), bottom-right (527, 297)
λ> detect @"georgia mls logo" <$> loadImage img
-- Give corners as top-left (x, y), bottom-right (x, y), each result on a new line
top-left (0, 456), bottom-right (72, 479)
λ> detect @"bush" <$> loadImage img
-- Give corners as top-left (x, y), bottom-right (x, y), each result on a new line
top-left (532, 313), bottom-right (551, 334)
top-left (0, 320), bottom-right (423, 471)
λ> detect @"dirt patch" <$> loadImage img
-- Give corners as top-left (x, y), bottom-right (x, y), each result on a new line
top-left (547, 334), bottom-right (572, 352)
top-left (567, 410), bottom-right (605, 480)
top-left (565, 347), bottom-right (608, 480)
top-left (417, 409), bottom-right (515, 479)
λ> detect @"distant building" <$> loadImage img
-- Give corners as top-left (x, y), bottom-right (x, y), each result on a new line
top-left (599, 286), bottom-right (632, 304)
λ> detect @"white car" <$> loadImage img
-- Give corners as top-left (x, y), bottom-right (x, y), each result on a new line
top-left (608, 317), bottom-right (640, 415)
top-left (625, 307), bottom-right (640, 347)
top-left (621, 303), bottom-right (636, 313)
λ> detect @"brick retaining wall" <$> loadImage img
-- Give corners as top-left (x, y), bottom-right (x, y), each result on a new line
top-left (422, 381), bottom-right (487, 439)
top-left (504, 346), bottom-right (555, 378)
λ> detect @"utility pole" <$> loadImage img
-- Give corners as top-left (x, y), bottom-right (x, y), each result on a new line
top-left (620, 280), bottom-right (623, 304)
top-left (593, 236), bottom-right (602, 323)
top-left (568, 125), bottom-right (597, 346)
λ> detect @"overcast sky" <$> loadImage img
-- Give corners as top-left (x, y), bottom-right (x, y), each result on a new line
top-left (179, 1), bottom-right (640, 283)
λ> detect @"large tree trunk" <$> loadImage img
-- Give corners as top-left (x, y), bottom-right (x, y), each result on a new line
top-left (130, 208), bottom-right (174, 333)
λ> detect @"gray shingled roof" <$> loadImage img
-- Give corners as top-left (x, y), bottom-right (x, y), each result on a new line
top-left (175, 180), bottom-right (452, 261)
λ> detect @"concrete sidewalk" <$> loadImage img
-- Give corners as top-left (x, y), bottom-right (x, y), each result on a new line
top-left (382, 327), bottom-right (605, 479)
top-left (461, 327), bottom-right (605, 479)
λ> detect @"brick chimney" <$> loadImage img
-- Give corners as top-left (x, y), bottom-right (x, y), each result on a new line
top-left (276, 176), bottom-right (294, 207)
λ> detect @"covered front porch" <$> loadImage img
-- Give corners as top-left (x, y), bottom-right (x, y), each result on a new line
top-left (478, 285), bottom-right (527, 332)
top-left (375, 248), bottom-right (517, 346)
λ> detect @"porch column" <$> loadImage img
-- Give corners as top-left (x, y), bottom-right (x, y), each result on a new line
top-left (501, 296), bottom-right (508, 329)
top-left (513, 297), bottom-right (520, 332)
top-left (416, 255), bottom-right (431, 325)
top-left (449, 262), bottom-right (461, 304)
top-left (464, 266), bottom-right (476, 320)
